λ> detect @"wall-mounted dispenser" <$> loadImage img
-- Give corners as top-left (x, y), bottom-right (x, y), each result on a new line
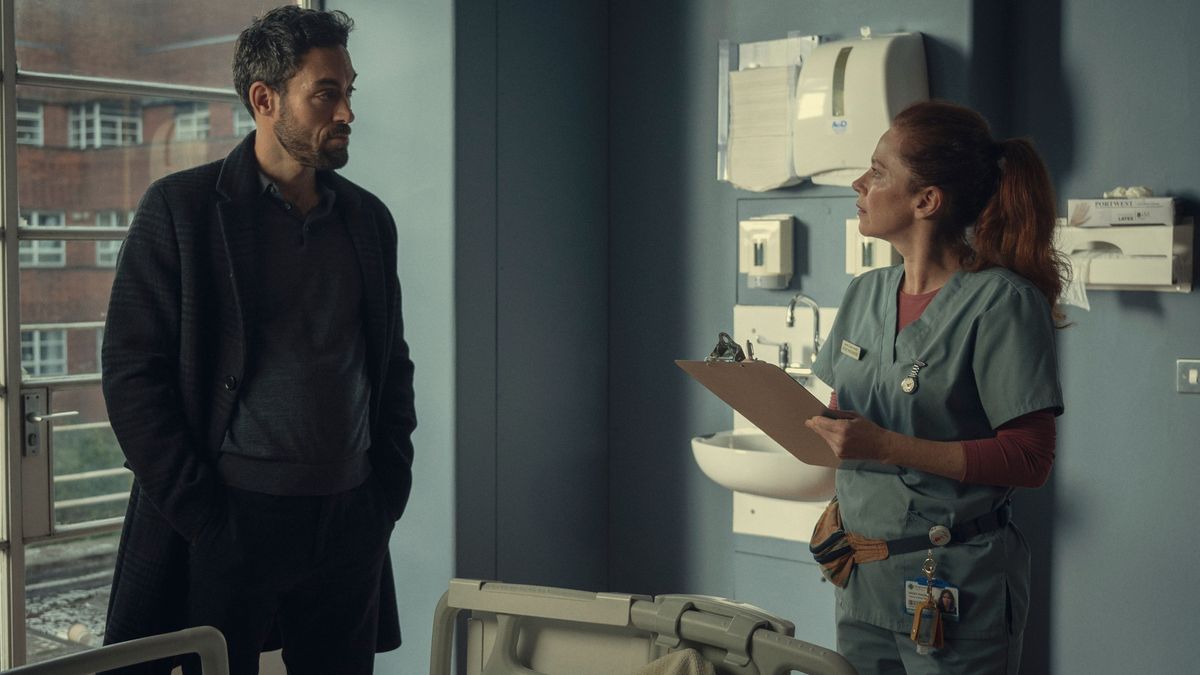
top-left (739, 215), bottom-right (793, 289)
top-left (717, 29), bottom-right (926, 191)
top-left (1055, 218), bottom-right (1193, 292)
top-left (719, 35), bottom-right (819, 192)
top-left (792, 28), bottom-right (928, 186)
top-left (845, 218), bottom-right (901, 276)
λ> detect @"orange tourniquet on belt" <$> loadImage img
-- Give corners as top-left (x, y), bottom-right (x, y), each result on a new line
top-left (810, 498), bottom-right (890, 588)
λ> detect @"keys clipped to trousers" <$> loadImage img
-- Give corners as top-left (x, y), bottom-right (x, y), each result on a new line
top-left (909, 549), bottom-right (945, 654)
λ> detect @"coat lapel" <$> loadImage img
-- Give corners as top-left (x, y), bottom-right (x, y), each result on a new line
top-left (329, 173), bottom-right (388, 400)
top-left (214, 134), bottom-right (263, 350)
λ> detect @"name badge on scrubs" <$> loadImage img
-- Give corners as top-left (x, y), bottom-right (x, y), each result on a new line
top-left (840, 339), bottom-right (863, 360)
top-left (904, 578), bottom-right (960, 621)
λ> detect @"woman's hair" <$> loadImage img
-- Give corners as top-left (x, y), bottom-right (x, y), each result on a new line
top-left (891, 101), bottom-right (1067, 320)
top-left (939, 589), bottom-right (956, 609)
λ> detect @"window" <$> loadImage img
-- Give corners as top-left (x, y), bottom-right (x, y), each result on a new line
top-left (174, 101), bottom-right (210, 140)
top-left (233, 107), bottom-right (256, 137)
top-left (95, 239), bottom-right (123, 267)
top-left (18, 211), bottom-right (66, 268)
top-left (20, 329), bottom-right (67, 377)
top-left (68, 102), bottom-right (142, 148)
top-left (16, 99), bottom-right (43, 146)
top-left (94, 210), bottom-right (129, 229)
top-left (10, 1), bottom-right (309, 665)
top-left (94, 211), bottom-right (130, 266)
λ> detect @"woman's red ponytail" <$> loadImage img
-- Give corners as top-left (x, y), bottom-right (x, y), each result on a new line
top-left (892, 101), bottom-right (1068, 322)
top-left (973, 138), bottom-right (1067, 320)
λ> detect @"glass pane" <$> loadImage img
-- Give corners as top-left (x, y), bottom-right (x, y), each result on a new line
top-left (49, 386), bottom-right (130, 527)
top-left (17, 85), bottom-right (250, 378)
top-left (174, 102), bottom-right (212, 141)
top-left (21, 238), bottom-right (110, 316)
top-left (25, 532), bottom-right (119, 663)
top-left (20, 238), bottom-right (109, 379)
top-left (16, 87), bottom-right (248, 187)
top-left (17, 211), bottom-right (66, 268)
top-left (20, 328), bottom-right (71, 377)
top-left (17, 100), bottom-right (45, 146)
top-left (18, 241), bottom-right (66, 268)
top-left (16, 0), bottom-right (300, 88)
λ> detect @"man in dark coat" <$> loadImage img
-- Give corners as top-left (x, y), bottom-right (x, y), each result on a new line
top-left (100, 7), bottom-right (415, 674)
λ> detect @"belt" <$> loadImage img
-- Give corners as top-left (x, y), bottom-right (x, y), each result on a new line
top-left (886, 501), bottom-right (1013, 556)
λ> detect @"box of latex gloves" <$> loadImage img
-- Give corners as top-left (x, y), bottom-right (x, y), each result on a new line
top-left (1067, 196), bottom-right (1175, 228)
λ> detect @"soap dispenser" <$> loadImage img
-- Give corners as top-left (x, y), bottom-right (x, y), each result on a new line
top-left (739, 214), bottom-right (794, 289)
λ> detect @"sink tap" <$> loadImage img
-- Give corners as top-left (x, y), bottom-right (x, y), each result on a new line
top-left (786, 293), bottom-right (821, 364)
top-left (754, 335), bottom-right (790, 369)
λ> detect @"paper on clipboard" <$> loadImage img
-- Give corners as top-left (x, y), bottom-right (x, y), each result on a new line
top-left (676, 358), bottom-right (841, 468)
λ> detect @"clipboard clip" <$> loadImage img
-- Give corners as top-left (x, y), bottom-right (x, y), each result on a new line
top-left (705, 332), bottom-right (750, 363)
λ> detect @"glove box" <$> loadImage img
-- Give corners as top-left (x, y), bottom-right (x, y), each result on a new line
top-left (1054, 220), bottom-right (1193, 292)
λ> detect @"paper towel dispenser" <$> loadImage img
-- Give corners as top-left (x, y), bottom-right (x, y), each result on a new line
top-left (719, 34), bottom-right (819, 192)
top-left (792, 30), bottom-right (928, 186)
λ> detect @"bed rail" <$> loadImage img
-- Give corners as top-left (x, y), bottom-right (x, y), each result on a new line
top-left (2, 626), bottom-right (228, 675)
top-left (431, 579), bottom-right (855, 675)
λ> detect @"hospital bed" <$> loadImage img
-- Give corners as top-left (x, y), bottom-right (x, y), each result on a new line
top-left (1, 626), bottom-right (228, 675)
top-left (431, 579), bottom-right (856, 675)
top-left (2, 580), bottom-right (851, 674)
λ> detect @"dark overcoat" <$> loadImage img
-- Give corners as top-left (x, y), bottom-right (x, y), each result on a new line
top-left (100, 133), bottom-right (416, 672)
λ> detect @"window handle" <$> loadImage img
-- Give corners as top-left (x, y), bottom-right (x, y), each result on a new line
top-left (26, 410), bottom-right (79, 423)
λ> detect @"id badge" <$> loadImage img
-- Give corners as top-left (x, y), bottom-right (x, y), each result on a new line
top-left (904, 578), bottom-right (960, 621)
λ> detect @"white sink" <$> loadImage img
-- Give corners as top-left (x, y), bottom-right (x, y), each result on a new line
top-left (692, 428), bottom-right (836, 501)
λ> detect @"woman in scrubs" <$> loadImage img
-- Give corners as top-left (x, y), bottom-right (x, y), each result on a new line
top-left (806, 101), bottom-right (1065, 674)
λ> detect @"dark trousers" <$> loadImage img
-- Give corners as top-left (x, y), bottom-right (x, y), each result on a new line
top-left (183, 477), bottom-right (394, 675)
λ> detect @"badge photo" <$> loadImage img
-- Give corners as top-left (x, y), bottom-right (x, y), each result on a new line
top-left (904, 578), bottom-right (960, 621)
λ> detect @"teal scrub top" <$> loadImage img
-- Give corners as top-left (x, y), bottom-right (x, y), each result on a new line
top-left (813, 265), bottom-right (1063, 639)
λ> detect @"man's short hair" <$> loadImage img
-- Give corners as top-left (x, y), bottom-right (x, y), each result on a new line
top-left (233, 6), bottom-right (355, 115)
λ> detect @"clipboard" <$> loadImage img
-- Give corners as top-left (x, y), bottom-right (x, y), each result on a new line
top-left (676, 333), bottom-right (841, 468)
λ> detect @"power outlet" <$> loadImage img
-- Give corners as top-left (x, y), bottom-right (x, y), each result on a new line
top-left (1178, 359), bottom-right (1200, 394)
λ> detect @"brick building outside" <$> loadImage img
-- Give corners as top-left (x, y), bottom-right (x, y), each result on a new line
top-left (15, 1), bottom-right (289, 658)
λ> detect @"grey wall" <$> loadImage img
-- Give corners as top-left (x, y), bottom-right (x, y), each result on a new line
top-left (455, 0), bottom-right (610, 590)
top-left (333, 2), bottom-right (611, 672)
top-left (1009, 1), bottom-right (1200, 672)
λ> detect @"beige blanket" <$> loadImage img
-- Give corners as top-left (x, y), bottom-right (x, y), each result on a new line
top-left (632, 648), bottom-right (716, 675)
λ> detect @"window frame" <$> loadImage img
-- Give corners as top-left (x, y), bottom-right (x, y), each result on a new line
top-left (1, 2), bottom-right (313, 666)
top-left (173, 101), bottom-right (211, 141)
top-left (18, 329), bottom-right (66, 377)
top-left (14, 100), bottom-right (41, 146)
top-left (16, 211), bottom-right (65, 268)
top-left (93, 211), bottom-right (130, 267)
top-left (233, 106), bottom-right (256, 137)
top-left (67, 101), bottom-right (144, 149)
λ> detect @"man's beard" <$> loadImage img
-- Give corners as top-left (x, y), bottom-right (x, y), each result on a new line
top-left (274, 102), bottom-right (350, 170)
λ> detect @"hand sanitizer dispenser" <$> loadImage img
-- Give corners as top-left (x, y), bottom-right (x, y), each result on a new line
top-left (845, 218), bottom-right (901, 276)
top-left (792, 29), bottom-right (928, 186)
top-left (739, 215), bottom-right (793, 289)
